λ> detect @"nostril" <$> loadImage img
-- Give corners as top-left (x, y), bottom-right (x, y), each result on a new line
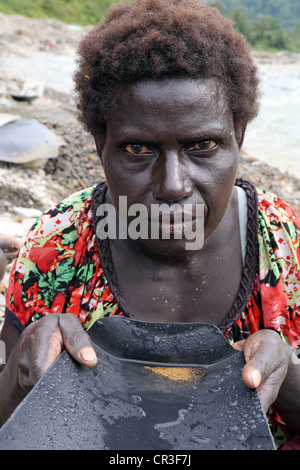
top-left (158, 177), bottom-right (193, 201)
top-left (151, 151), bottom-right (194, 202)
top-left (152, 170), bottom-right (193, 202)
top-left (152, 183), bottom-right (193, 203)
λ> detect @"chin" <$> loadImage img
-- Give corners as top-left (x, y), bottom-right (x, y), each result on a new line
top-left (137, 237), bottom-right (204, 258)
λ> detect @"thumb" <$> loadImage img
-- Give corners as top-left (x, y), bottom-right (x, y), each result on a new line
top-left (232, 339), bottom-right (262, 389)
top-left (241, 365), bottom-right (262, 389)
top-left (231, 339), bottom-right (245, 351)
top-left (58, 314), bottom-right (97, 367)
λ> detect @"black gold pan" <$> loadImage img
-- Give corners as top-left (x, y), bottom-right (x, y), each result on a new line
top-left (0, 316), bottom-right (276, 450)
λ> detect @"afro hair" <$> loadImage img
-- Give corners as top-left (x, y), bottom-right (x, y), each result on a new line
top-left (74, 0), bottom-right (260, 138)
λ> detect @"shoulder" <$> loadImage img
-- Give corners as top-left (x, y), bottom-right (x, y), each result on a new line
top-left (256, 187), bottom-right (300, 271)
top-left (257, 188), bottom-right (300, 229)
top-left (15, 186), bottom-right (97, 277)
top-left (23, 187), bottom-right (95, 249)
top-left (255, 188), bottom-right (300, 344)
top-left (236, 179), bottom-right (300, 228)
top-left (36, 185), bottom-right (94, 227)
top-left (5, 187), bottom-right (100, 331)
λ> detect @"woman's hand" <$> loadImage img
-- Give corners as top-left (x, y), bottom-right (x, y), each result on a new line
top-left (0, 313), bottom-right (98, 426)
top-left (233, 330), bottom-right (289, 411)
top-left (15, 313), bottom-right (97, 392)
top-left (233, 329), bottom-right (300, 433)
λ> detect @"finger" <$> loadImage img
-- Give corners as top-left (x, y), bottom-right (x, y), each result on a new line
top-left (58, 314), bottom-right (97, 366)
top-left (239, 331), bottom-right (289, 411)
top-left (241, 331), bottom-right (284, 387)
top-left (241, 345), bottom-right (271, 391)
top-left (241, 365), bottom-right (262, 390)
top-left (17, 317), bottom-right (64, 388)
top-left (232, 338), bottom-right (263, 389)
top-left (17, 347), bottom-right (35, 393)
top-left (231, 339), bottom-right (245, 351)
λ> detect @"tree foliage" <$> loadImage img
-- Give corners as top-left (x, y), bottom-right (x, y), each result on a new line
top-left (0, 0), bottom-right (299, 51)
top-left (208, 0), bottom-right (300, 52)
top-left (0, 0), bottom-right (131, 25)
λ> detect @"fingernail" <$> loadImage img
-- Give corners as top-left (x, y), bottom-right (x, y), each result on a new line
top-left (251, 369), bottom-right (261, 388)
top-left (80, 347), bottom-right (97, 363)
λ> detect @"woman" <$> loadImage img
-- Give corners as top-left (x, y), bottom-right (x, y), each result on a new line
top-left (0, 0), bottom-right (299, 449)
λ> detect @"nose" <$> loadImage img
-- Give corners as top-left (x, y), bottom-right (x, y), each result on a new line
top-left (152, 151), bottom-right (193, 202)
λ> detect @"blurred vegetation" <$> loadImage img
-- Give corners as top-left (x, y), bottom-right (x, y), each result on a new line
top-left (0, 0), bottom-right (299, 52)
top-left (208, 0), bottom-right (300, 52)
top-left (0, 0), bottom-right (131, 25)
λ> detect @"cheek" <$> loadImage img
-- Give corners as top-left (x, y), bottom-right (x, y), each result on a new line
top-left (201, 155), bottom-right (238, 235)
top-left (104, 156), bottom-right (151, 197)
top-left (105, 166), bottom-right (147, 218)
top-left (203, 191), bottom-right (233, 240)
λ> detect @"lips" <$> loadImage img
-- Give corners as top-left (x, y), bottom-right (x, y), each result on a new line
top-left (161, 217), bottom-right (197, 234)
top-left (148, 205), bottom-right (204, 239)
top-left (149, 204), bottom-right (203, 220)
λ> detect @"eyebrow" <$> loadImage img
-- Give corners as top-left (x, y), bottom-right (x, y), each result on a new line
top-left (111, 124), bottom-right (232, 144)
top-left (178, 127), bottom-right (231, 142)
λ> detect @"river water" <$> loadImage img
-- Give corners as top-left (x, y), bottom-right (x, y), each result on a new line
top-left (1, 49), bottom-right (300, 178)
top-left (243, 56), bottom-right (300, 178)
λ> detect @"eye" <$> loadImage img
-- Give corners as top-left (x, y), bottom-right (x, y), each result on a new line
top-left (124, 143), bottom-right (153, 155)
top-left (189, 140), bottom-right (217, 151)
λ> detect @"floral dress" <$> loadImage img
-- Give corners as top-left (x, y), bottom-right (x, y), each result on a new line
top-left (5, 179), bottom-right (300, 449)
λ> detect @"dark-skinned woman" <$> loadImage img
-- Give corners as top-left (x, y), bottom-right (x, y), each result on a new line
top-left (0, 0), bottom-right (299, 450)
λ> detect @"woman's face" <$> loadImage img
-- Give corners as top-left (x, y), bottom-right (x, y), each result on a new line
top-left (97, 77), bottom-right (241, 256)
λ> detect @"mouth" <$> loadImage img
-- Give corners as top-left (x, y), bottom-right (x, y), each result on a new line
top-left (160, 217), bottom-right (198, 235)
top-left (120, 201), bottom-right (205, 247)
top-left (149, 208), bottom-right (204, 239)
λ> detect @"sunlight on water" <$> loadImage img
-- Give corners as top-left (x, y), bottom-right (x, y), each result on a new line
top-left (244, 56), bottom-right (300, 178)
top-left (0, 51), bottom-right (76, 94)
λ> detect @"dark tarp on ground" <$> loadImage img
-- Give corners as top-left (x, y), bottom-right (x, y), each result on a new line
top-left (0, 118), bottom-right (64, 164)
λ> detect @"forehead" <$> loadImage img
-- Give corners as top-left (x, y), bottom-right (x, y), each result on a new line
top-left (133, 77), bottom-right (226, 108)
top-left (107, 77), bottom-right (232, 136)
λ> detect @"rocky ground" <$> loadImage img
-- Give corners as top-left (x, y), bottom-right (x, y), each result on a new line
top-left (1, 12), bottom-right (300, 324)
